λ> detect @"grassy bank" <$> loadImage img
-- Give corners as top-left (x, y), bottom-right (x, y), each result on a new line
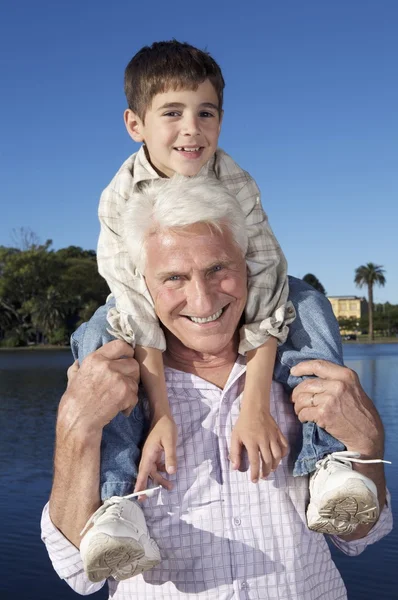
top-left (342, 336), bottom-right (398, 344)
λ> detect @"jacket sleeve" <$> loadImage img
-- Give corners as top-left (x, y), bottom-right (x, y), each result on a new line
top-left (97, 183), bottom-right (166, 351)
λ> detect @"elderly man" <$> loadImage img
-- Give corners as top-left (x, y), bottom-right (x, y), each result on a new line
top-left (41, 178), bottom-right (392, 599)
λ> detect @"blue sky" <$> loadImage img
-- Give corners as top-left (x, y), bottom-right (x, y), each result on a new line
top-left (1, 0), bottom-right (397, 303)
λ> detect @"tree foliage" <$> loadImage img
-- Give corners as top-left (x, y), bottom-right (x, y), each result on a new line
top-left (302, 273), bottom-right (327, 295)
top-left (354, 263), bottom-right (386, 340)
top-left (0, 241), bottom-right (109, 346)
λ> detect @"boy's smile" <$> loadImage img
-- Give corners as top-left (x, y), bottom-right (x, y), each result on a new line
top-left (125, 79), bottom-right (222, 178)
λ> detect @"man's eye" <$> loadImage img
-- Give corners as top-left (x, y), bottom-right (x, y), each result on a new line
top-left (211, 265), bottom-right (223, 273)
top-left (167, 275), bottom-right (180, 281)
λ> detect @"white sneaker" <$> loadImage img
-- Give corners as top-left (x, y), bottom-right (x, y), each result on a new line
top-left (307, 451), bottom-right (389, 535)
top-left (80, 494), bottom-right (161, 582)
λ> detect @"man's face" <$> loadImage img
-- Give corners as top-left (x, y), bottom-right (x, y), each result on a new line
top-left (125, 79), bottom-right (222, 178)
top-left (144, 223), bottom-right (247, 356)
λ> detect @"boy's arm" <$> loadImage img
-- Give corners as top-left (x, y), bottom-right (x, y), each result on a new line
top-left (98, 174), bottom-right (165, 351)
top-left (98, 178), bottom-right (177, 490)
top-left (229, 337), bottom-right (289, 481)
top-left (218, 163), bottom-right (295, 354)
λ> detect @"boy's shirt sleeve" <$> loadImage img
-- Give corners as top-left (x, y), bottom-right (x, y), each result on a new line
top-left (237, 178), bottom-right (295, 353)
top-left (215, 150), bottom-right (295, 354)
top-left (97, 159), bottom-right (166, 351)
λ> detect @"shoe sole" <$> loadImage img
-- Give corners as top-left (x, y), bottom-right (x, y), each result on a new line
top-left (308, 479), bottom-right (379, 535)
top-left (84, 533), bottom-right (145, 582)
top-left (113, 553), bottom-right (161, 581)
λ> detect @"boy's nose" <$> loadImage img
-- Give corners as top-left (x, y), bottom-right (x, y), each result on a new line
top-left (181, 114), bottom-right (200, 135)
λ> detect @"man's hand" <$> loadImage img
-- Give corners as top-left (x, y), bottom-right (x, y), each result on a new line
top-left (134, 414), bottom-right (177, 494)
top-left (59, 340), bottom-right (140, 435)
top-left (290, 360), bottom-right (384, 457)
top-left (291, 359), bottom-right (387, 540)
top-left (230, 405), bottom-right (289, 482)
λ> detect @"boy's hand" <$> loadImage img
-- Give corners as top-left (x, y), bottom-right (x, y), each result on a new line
top-left (134, 414), bottom-right (178, 495)
top-left (230, 405), bottom-right (289, 482)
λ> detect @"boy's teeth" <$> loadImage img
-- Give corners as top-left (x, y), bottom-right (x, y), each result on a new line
top-left (189, 308), bottom-right (223, 323)
top-left (176, 147), bottom-right (201, 152)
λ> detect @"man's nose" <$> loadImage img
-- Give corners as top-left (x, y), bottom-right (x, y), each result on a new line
top-left (188, 278), bottom-right (215, 314)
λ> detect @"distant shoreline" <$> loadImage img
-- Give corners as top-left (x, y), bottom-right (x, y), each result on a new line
top-left (1, 339), bottom-right (398, 351)
top-left (0, 345), bottom-right (70, 351)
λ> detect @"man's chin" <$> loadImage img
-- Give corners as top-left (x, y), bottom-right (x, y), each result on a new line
top-left (183, 333), bottom-right (237, 356)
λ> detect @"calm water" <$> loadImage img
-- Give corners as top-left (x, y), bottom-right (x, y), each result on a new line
top-left (0, 345), bottom-right (396, 600)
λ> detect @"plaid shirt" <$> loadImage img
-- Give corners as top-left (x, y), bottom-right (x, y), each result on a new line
top-left (41, 369), bottom-right (392, 599)
top-left (97, 147), bottom-right (295, 353)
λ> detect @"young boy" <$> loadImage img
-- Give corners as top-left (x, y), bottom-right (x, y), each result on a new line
top-left (73, 40), bottom-right (381, 583)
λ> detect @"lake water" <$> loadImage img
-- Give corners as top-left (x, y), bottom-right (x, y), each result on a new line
top-left (0, 345), bottom-right (396, 599)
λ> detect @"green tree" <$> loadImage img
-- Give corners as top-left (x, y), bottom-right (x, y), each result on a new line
top-left (0, 240), bottom-right (109, 346)
top-left (302, 273), bottom-right (326, 295)
top-left (354, 263), bottom-right (386, 340)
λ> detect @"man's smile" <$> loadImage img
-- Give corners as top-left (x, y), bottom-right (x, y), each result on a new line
top-left (183, 307), bottom-right (226, 324)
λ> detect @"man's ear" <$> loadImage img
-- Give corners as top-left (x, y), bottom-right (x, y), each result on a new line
top-left (124, 109), bottom-right (145, 143)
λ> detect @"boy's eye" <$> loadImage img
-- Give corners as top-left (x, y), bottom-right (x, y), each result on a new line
top-left (199, 111), bottom-right (215, 118)
top-left (163, 111), bottom-right (180, 117)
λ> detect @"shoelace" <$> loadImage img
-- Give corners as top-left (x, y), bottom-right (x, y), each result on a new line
top-left (80, 486), bottom-right (161, 537)
top-left (315, 450), bottom-right (391, 471)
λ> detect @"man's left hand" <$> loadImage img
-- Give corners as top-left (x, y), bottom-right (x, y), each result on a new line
top-left (290, 360), bottom-right (384, 458)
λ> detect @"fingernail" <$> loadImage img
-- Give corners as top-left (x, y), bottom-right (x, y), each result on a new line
top-left (167, 465), bottom-right (176, 474)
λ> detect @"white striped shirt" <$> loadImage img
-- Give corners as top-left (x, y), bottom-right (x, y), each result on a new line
top-left (41, 360), bottom-right (392, 599)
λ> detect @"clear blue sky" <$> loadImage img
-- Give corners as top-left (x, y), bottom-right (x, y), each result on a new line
top-left (1, 0), bottom-right (397, 303)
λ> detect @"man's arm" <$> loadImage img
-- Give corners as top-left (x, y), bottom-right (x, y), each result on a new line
top-left (291, 359), bottom-right (389, 541)
top-left (49, 341), bottom-right (140, 547)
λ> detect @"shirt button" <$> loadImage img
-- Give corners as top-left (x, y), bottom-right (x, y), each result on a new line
top-left (233, 517), bottom-right (241, 526)
top-left (241, 581), bottom-right (249, 590)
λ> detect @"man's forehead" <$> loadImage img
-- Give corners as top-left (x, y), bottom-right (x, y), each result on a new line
top-left (145, 226), bottom-right (241, 273)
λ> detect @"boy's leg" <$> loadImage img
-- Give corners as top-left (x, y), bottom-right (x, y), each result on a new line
top-left (275, 277), bottom-right (380, 536)
top-left (71, 295), bottom-right (146, 500)
top-left (274, 276), bottom-right (344, 477)
top-left (72, 297), bottom-right (161, 581)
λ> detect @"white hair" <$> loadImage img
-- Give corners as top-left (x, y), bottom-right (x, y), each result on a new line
top-left (123, 176), bottom-right (248, 273)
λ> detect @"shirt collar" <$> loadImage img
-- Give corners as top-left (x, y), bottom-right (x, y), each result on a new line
top-left (132, 145), bottom-right (218, 190)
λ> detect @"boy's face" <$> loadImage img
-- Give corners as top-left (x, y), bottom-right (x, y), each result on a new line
top-left (125, 79), bottom-right (222, 178)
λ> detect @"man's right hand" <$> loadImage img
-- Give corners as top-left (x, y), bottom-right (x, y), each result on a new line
top-left (58, 340), bottom-right (140, 435)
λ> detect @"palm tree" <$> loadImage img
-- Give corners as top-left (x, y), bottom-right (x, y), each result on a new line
top-left (354, 263), bottom-right (386, 340)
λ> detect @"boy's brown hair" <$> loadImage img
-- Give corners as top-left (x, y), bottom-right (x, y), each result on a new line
top-left (124, 40), bottom-right (225, 121)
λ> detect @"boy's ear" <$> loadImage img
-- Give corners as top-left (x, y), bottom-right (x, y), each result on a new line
top-left (218, 109), bottom-right (224, 132)
top-left (124, 109), bottom-right (145, 142)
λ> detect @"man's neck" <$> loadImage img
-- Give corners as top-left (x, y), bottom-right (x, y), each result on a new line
top-left (163, 334), bottom-right (239, 389)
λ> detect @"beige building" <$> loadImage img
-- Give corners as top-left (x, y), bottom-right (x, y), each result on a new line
top-left (327, 296), bottom-right (368, 333)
